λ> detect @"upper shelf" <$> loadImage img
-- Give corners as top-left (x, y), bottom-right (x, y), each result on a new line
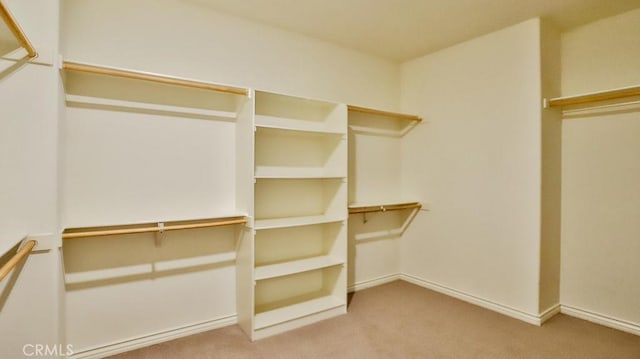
top-left (347, 105), bottom-right (422, 122)
top-left (348, 105), bottom-right (422, 137)
top-left (0, 0), bottom-right (37, 58)
top-left (255, 91), bottom-right (346, 134)
top-left (62, 61), bottom-right (248, 96)
top-left (61, 60), bottom-right (249, 116)
top-left (546, 85), bottom-right (640, 108)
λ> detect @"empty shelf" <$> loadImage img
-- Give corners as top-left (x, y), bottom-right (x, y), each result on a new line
top-left (255, 167), bottom-right (345, 179)
top-left (347, 105), bottom-right (422, 122)
top-left (254, 295), bottom-right (344, 330)
top-left (255, 256), bottom-right (343, 281)
top-left (254, 215), bottom-right (345, 230)
top-left (255, 115), bottom-right (345, 135)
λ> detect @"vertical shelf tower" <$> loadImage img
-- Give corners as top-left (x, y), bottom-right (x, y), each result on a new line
top-left (237, 90), bottom-right (348, 340)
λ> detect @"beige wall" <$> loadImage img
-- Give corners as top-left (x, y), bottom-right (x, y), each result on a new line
top-left (0, 0), bottom-right (62, 357)
top-left (399, 19), bottom-right (544, 317)
top-left (560, 9), bottom-right (640, 327)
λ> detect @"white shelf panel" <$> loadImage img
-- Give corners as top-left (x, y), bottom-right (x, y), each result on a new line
top-left (254, 215), bottom-right (345, 230)
top-left (66, 94), bottom-right (237, 120)
top-left (255, 115), bottom-right (345, 135)
top-left (254, 295), bottom-right (345, 330)
top-left (255, 256), bottom-right (343, 281)
top-left (256, 122), bottom-right (346, 136)
top-left (255, 166), bottom-right (345, 179)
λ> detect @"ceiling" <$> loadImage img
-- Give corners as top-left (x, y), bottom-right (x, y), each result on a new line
top-left (192, 0), bottom-right (640, 61)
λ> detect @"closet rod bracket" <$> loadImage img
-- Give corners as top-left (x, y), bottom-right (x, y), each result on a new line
top-left (154, 222), bottom-right (165, 247)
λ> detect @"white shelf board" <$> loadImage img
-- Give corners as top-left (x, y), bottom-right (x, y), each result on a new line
top-left (254, 295), bottom-right (345, 330)
top-left (255, 166), bottom-right (346, 179)
top-left (255, 115), bottom-right (345, 135)
top-left (255, 256), bottom-right (344, 281)
top-left (66, 94), bottom-right (237, 120)
top-left (254, 215), bottom-right (345, 230)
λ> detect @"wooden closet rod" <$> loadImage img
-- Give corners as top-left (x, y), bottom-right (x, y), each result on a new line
top-left (62, 61), bottom-right (249, 96)
top-left (63, 216), bottom-right (248, 239)
top-left (0, 240), bottom-right (37, 282)
top-left (348, 105), bottom-right (422, 122)
top-left (547, 85), bottom-right (640, 107)
top-left (0, 0), bottom-right (37, 58)
top-left (349, 202), bottom-right (422, 214)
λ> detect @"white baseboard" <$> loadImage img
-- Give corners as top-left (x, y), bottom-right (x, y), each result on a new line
top-left (561, 305), bottom-right (640, 336)
top-left (539, 303), bottom-right (561, 324)
top-left (71, 315), bottom-right (237, 359)
top-left (348, 273), bottom-right (401, 293)
top-left (399, 273), bottom-right (545, 325)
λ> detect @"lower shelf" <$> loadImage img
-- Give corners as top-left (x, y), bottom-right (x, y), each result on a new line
top-left (255, 256), bottom-right (343, 281)
top-left (254, 295), bottom-right (345, 330)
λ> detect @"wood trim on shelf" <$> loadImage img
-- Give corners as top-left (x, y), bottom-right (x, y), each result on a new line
top-left (547, 85), bottom-right (640, 107)
top-left (0, 239), bottom-right (37, 282)
top-left (62, 61), bottom-right (249, 96)
top-left (348, 202), bottom-right (422, 214)
top-left (347, 105), bottom-right (422, 122)
top-left (0, 0), bottom-right (37, 58)
top-left (62, 216), bottom-right (248, 239)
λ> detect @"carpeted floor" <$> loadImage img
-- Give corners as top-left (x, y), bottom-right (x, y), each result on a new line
top-left (110, 280), bottom-right (640, 358)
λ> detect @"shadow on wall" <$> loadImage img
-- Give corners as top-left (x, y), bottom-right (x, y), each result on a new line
top-left (62, 226), bottom-right (241, 290)
top-left (347, 208), bottom-right (420, 288)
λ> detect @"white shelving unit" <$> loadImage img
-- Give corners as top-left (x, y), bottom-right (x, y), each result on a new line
top-left (237, 90), bottom-right (348, 341)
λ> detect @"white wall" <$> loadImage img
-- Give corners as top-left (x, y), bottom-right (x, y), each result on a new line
top-left (0, 0), bottom-right (62, 357)
top-left (399, 19), bottom-right (545, 317)
top-left (61, 0), bottom-right (399, 111)
top-left (59, 0), bottom-right (401, 353)
top-left (560, 9), bottom-right (640, 327)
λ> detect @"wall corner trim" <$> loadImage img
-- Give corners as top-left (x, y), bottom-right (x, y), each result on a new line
top-left (539, 304), bottom-right (561, 324)
top-left (70, 315), bottom-right (237, 359)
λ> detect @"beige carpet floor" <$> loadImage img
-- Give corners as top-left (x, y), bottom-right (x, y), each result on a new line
top-left (110, 280), bottom-right (640, 358)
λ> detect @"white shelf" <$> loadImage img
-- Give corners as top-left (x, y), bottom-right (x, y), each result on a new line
top-left (66, 94), bottom-right (237, 120)
top-left (254, 215), bottom-right (345, 230)
top-left (255, 119), bottom-right (345, 135)
top-left (255, 166), bottom-right (345, 179)
top-left (254, 295), bottom-right (345, 330)
top-left (255, 256), bottom-right (343, 281)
